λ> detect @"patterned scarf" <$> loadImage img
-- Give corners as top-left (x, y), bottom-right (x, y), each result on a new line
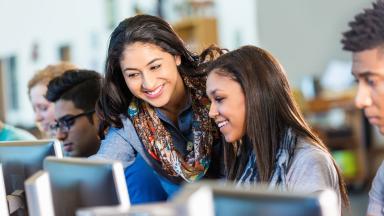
top-left (128, 74), bottom-right (216, 182)
top-left (237, 129), bottom-right (297, 191)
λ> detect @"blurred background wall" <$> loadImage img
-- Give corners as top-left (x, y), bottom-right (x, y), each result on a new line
top-left (0, 0), bottom-right (369, 127)
top-left (258, 0), bottom-right (371, 87)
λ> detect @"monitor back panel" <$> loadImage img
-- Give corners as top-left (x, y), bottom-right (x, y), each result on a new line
top-left (44, 158), bottom-right (121, 216)
top-left (0, 140), bottom-right (57, 195)
top-left (214, 192), bottom-right (322, 216)
top-left (0, 165), bottom-right (9, 216)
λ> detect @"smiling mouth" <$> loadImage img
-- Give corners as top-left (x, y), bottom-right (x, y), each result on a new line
top-left (368, 116), bottom-right (380, 124)
top-left (144, 84), bottom-right (164, 98)
top-left (217, 120), bottom-right (229, 128)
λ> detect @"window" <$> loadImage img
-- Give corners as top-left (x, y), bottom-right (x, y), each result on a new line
top-left (58, 45), bottom-right (71, 62)
top-left (0, 56), bottom-right (19, 112)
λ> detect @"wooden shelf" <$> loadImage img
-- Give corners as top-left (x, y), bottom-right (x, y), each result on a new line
top-left (172, 17), bottom-right (218, 53)
top-left (305, 96), bottom-right (368, 185)
top-left (306, 96), bottom-right (355, 113)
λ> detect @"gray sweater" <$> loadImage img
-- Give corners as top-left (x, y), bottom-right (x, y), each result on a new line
top-left (286, 140), bottom-right (341, 215)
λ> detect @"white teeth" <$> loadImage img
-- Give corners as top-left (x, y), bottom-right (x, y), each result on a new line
top-left (218, 121), bottom-right (228, 128)
top-left (146, 85), bottom-right (162, 95)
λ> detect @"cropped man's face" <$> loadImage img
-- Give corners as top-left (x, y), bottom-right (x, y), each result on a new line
top-left (53, 99), bottom-right (100, 157)
top-left (352, 47), bottom-right (384, 134)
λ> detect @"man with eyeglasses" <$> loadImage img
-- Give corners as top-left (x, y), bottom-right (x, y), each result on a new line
top-left (46, 69), bottom-right (168, 204)
top-left (46, 69), bottom-right (101, 157)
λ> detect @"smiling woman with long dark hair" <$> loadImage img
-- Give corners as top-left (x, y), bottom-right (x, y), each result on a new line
top-left (93, 14), bottom-right (223, 201)
top-left (206, 45), bottom-right (349, 215)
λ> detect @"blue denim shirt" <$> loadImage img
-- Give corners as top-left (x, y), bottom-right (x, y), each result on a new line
top-left (154, 104), bottom-right (193, 157)
top-left (367, 161), bottom-right (384, 215)
top-left (93, 96), bottom-right (223, 197)
top-left (92, 99), bottom-right (194, 196)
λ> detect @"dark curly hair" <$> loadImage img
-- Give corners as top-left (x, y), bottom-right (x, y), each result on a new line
top-left (341, 0), bottom-right (384, 52)
top-left (46, 69), bottom-right (102, 113)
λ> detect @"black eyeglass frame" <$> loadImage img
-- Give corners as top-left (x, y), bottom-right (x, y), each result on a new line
top-left (50, 110), bottom-right (95, 133)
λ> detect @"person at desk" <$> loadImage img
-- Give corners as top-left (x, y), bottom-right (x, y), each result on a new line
top-left (341, 0), bottom-right (384, 215)
top-left (94, 14), bottom-right (223, 198)
top-left (46, 69), bottom-right (167, 204)
top-left (28, 62), bottom-right (77, 138)
top-left (205, 45), bottom-right (349, 215)
top-left (46, 70), bottom-right (102, 157)
top-left (0, 120), bottom-right (36, 141)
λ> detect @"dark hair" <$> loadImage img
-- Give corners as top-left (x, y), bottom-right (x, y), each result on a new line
top-left (341, 0), bottom-right (384, 52)
top-left (206, 45), bottom-right (349, 207)
top-left (97, 14), bottom-right (222, 128)
top-left (46, 69), bottom-right (102, 113)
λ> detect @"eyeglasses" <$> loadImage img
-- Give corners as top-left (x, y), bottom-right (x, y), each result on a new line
top-left (50, 110), bottom-right (95, 133)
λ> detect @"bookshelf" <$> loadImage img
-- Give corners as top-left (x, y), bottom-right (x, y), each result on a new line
top-left (172, 17), bottom-right (218, 53)
top-left (305, 96), bottom-right (368, 186)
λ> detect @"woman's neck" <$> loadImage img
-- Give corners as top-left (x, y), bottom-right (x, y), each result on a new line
top-left (159, 77), bottom-right (189, 124)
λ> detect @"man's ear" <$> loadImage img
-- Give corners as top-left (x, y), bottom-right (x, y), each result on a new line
top-left (91, 113), bottom-right (99, 126)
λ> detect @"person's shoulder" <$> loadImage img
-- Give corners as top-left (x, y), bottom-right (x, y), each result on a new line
top-left (107, 117), bottom-right (135, 138)
top-left (377, 161), bottom-right (384, 172)
top-left (1, 124), bottom-right (36, 141)
top-left (291, 138), bottom-right (335, 171)
top-left (371, 160), bottom-right (384, 182)
top-left (95, 117), bottom-right (138, 167)
top-left (287, 138), bottom-right (339, 193)
top-left (102, 116), bottom-right (143, 150)
top-left (121, 116), bottom-right (134, 128)
top-left (367, 161), bottom-right (384, 215)
top-left (295, 139), bottom-right (331, 159)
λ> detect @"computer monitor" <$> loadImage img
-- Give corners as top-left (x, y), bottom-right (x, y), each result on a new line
top-left (172, 181), bottom-right (339, 216)
top-left (76, 181), bottom-right (339, 216)
top-left (0, 139), bottom-right (63, 215)
top-left (0, 164), bottom-right (9, 216)
top-left (75, 185), bottom-right (212, 216)
top-left (76, 203), bottom-right (177, 216)
top-left (24, 170), bottom-right (55, 216)
top-left (43, 157), bottom-right (130, 216)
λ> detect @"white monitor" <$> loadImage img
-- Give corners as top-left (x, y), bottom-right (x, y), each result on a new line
top-left (75, 184), bottom-right (217, 216)
top-left (0, 139), bottom-right (63, 215)
top-left (43, 157), bottom-right (130, 216)
top-left (76, 203), bottom-right (177, 216)
top-left (75, 181), bottom-right (339, 216)
top-left (24, 171), bottom-right (55, 216)
top-left (0, 164), bottom-right (9, 216)
top-left (172, 181), bottom-right (339, 216)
